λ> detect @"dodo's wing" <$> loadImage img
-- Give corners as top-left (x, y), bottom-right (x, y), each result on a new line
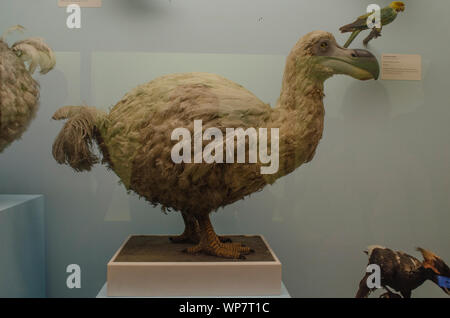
top-left (170, 74), bottom-right (273, 130)
top-left (164, 73), bottom-right (274, 184)
top-left (105, 72), bottom-right (273, 191)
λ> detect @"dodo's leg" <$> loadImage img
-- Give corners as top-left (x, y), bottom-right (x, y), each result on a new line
top-left (169, 212), bottom-right (201, 244)
top-left (169, 212), bottom-right (232, 244)
top-left (184, 214), bottom-right (254, 259)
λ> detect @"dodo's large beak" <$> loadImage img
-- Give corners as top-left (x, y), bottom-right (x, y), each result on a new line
top-left (320, 45), bottom-right (380, 80)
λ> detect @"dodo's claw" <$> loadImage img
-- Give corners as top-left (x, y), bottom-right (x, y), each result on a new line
top-left (219, 236), bottom-right (233, 243)
top-left (183, 241), bottom-right (253, 259)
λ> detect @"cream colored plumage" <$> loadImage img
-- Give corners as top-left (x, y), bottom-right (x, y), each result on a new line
top-left (52, 31), bottom-right (379, 258)
top-left (0, 26), bottom-right (55, 153)
top-left (12, 37), bottom-right (56, 74)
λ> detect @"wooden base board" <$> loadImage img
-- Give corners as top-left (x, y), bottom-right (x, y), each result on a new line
top-left (107, 235), bottom-right (282, 297)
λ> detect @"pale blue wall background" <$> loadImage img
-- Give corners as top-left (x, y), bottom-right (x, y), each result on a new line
top-left (1, 0), bottom-right (449, 297)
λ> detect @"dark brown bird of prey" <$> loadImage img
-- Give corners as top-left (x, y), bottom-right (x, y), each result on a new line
top-left (356, 245), bottom-right (450, 298)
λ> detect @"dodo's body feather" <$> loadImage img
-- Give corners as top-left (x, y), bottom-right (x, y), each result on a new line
top-left (53, 31), bottom-right (379, 258)
top-left (0, 26), bottom-right (55, 153)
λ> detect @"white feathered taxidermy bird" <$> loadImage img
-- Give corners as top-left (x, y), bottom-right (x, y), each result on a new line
top-left (0, 25), bottom-right (55, 153)
top-left (52, 31), bottom-right (379, 259)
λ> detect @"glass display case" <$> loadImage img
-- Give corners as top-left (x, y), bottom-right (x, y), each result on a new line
top-left (0, 0), bottom-right (449, 299)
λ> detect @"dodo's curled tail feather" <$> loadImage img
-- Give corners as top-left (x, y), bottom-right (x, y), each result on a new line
top-left (52, 106), bottom-right (106, 172)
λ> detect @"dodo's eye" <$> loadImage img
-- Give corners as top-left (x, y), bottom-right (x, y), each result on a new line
top-left (320, 42), bottom-right (328, 49)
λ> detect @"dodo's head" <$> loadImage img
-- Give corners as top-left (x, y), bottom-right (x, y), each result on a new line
top-left (287, 31), bottom-right (379, 83)
top-left (417, 248), bottom-right (450, 296)
top-left (389, 1), bottom-right (405, 12)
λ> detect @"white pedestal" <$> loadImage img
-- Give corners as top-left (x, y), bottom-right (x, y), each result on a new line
top-left (0, 195), bottom-right (45, 298)
top-left (106, 235), bottom-right (283, 297)
top-left (97, 282), bottom-right (291, 298)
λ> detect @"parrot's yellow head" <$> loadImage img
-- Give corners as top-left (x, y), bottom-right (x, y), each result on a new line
top-left (389, 1), bottom-right (405, 12)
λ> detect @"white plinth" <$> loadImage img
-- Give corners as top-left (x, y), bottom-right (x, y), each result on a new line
top-left (106, 235), bottom-right (283, 297)
top-left (0, 195), bottom-right (45, 298)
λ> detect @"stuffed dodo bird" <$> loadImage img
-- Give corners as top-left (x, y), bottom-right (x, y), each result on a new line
top-left (52, 31), bottom-right (379, 259)
top-left (0, 25), bottom-right (55, 153)
top-left (356, 246), bottom-right (450, 298)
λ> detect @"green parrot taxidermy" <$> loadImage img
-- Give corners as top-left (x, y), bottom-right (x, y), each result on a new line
top-left (52, 31), bottom-right (379, 259)
top-left (340, 1), bottom-right (405, 48)
top-left (0, 25), bottom-right (56, 153)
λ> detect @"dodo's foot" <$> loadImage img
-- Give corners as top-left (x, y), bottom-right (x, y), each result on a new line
top-left (170, 233), bottom-right (231, 244)
top-left (183, 214), bottom-right (254, 259)
top-left (184, 241), bottom-right (254, 259)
